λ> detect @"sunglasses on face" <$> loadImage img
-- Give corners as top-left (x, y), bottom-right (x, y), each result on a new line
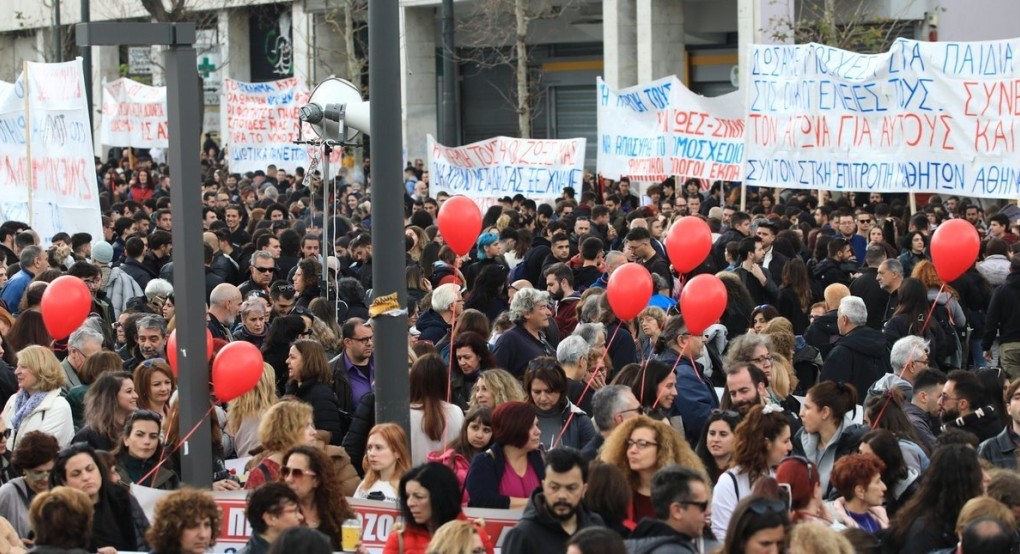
top-left (748, 498), bottom-right (787, 515)
top-left (281, 467), bottom-right (316, 480)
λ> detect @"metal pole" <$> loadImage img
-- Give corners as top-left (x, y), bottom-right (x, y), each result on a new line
top-left (440, 0), bottom-right (458, 146)
top-left (369, 0), bottom-right (410, 435)
top-left (164, 42), bottom-right (213, 488)
top-left (80, 0), bottom-right (92, 128)
top-left (53, 0), bottom-right (63, 62)
top-left (321, 142), bottom-right (330, 296)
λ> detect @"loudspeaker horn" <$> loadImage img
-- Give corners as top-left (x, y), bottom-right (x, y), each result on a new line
top-left (298, 78), bottom-right (370, 141)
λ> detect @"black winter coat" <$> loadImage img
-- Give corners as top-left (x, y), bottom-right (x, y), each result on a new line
top-left (984, 271), bottom-right (1020, 350)
top-left (624, 518), bottom-right (698, 554)
top-left (818, 326), bottom-right (891, 398)
top-left (286, 378), bottom-right (343, 445)
top-left (342, 392), bottom-right (375, 478)
top-left (804, 310), bottom-right (841, 359)
top-left (501, 488), bottom-right (604, 554)
top-left (812, 257), bottom-right (851, 289)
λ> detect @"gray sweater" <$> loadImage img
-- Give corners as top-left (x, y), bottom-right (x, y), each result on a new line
top-left (0, 477), bottom-right (34, 538)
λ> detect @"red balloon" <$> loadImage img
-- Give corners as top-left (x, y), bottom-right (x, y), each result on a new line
top-left (166, 329), bottom-right (215, 377)
top-left (930, 219), bottom-right (980, 282)
top-left (606, 263), bottom-right (653, 321)
top-left (40, 276), bottom-right (91, 340)
top-left (666, 217), bottom-right (713, 274)
top-left (212, 341), bottom-right (265, 402)
top-left (680, 274), bottom-right (728, 335)
top-left (437, 195), bottom-right (482, 256)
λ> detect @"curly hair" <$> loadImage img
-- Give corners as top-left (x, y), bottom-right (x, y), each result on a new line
top-left (731, 405), bottom-right (791, 484)
top-left (599, 415), bottom-right (705, 486)
top-left (469, 369), bottom-right (526, 410)
top-left (145, 488), bottom-right (221, 551)
top-left (830, 453), bottom-right (885, 501)
top-left (282, 445), bottom-right (354, 550)
top-left (258, 400), bottom-right (314, 454)
top-left (888, 445), bottom-right (984, 550)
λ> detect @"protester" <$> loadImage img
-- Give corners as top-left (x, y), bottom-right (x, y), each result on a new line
top-left (408, 353), bottom-right (465, 465)
top-left (132, 358), bottom-right (175, 419)
top-left (27, 486), bottom-right (94, 553)
top-left (524, 357), bottom-right (596, 451)
top-left (226, 363), bottom-right (278, 457)
top-left (238, 482), bottom-right (304, 554)
top-left (3, 346), bottom-right (73, 447)
top-left (466, 401), bottom-right (544, 509)
top-left (244, 400), bottom-right (319, 490)
top-left (0, 430), bottom-right (58, 538)
top-left (694, 408), bottom-right (741, 486)
top-left (285, 339), bottom-right (344, 445)
top-left (280, 445), bottom-right (356, 550)
top-left (145, 488), bottom-right (220, 554)
top-left (469, 369), bottom-right (527, 410)
top-left (354, 423), bottom-right (412, 503)
top-left (113, 409), bottom-right (179, 489)
top-left (717, 495), bottom-right (790, 554)
top-left (828, 453), bottom-right (889, 532)
top-left (73, 371), bottom-right (138, 451)
top-left (793, 381), bottom-right (866, 498)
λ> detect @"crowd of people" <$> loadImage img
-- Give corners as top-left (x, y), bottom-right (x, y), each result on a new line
top-left (0, 143), bottom-right (1017, 553)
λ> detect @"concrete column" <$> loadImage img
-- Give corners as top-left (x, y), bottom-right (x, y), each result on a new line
top-left (92, 45), bottom-right (119, 155)
top-left (400, 6), bottom-right (437, 162)
top-left (637, 0), bottom-right (685, 83)
top-left (739, 0), bottom-right (792, 92)
top-left (219, 9), bottom-right (251, 82)
top-left (0, 35), bottom-right (16, 81)
top-left (603, 0), bottom-right (637, 89)
top-left (291, 2), bottom-right (312, 88)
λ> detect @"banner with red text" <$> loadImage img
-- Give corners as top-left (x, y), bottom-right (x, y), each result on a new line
top-left (428, 134), bottom-right (586, 199)
top-left (596, 76), bottom-right (744, 183)
top-left (132, 486), bottom-right (523, 553)
top-left (100, 78), bottom-right (169, 148)
top-left (0, 60), bottom-right (102, 244)
top-left (224, 77), bottom-right (311, 174)
top-left (744, 38), bottom-right (1020, 198)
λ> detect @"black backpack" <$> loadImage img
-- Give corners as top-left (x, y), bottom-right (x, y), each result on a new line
top-left (924, 303), bottom-right (962, 369)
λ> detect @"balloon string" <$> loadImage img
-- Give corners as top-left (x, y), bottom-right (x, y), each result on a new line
top-left (443, 299), bottom-right (461, 454)
top-left (919, 282), bottom-right (947, 336)
top-left (139, 404), bottom-right (216, 487)
top-left (872, 343), bottom-right (927, 430)
top-left (553, 319), bottom-right (621, 449)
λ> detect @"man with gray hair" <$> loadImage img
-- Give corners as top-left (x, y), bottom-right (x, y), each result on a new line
top-left (865, 334), bottom-right (930, 406)
top-left (208, 283), bottom-right (242, 341)
top-left (581, 384), bottom-right (641, 461)
top-left (494, 288), bottom-right (555, 378)
top-left (557, 335), bottom-right (594, 413)
top-left (415, 283), bottom-right (462, 345)
top-left (61, 326), bottom-right (104, 393)
top-left (877, 258), bottom-right (905, 324)
top-left (819, 296), bottom-right (891, 395)
top-left (124, 314), bottom-right (168, 370)
top-left (239, 250), bottom-right (277, 296)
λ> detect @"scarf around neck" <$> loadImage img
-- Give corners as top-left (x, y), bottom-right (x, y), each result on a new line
top-left (11, 389), bottom-right (47, 433)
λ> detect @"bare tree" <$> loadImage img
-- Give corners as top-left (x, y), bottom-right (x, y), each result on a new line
top-left (458, 0), bottom-right (576, 138)
top-left (139, 0), bottom-right (188, 22)
top-left (315, 0), bottom-right (368, 93)
top-left (766, 0), bottom-right (921, 52)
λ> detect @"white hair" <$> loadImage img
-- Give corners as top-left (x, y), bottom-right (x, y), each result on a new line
top-left (431, 283), bottom-right (460, 313)
top-left (556, 335), bottom-right (591, 366)
top-left (891, 335), bottom-right (929, 373)
top-left (838, 296), bottom-right (868, 327)
top-left (144, 278), bottom-right (173, 301)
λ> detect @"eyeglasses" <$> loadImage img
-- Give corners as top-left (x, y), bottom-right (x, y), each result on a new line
top-left (939, 392), bottom-right (959, 402)
top-left (274, 284), bottom-right (295, 293)
top-left (679, 499), bottom-right (709, 512)
top-left (253, 266), bottom-right (274, 273)
top-left (142, 358), bottom-right (168, 367)
top-left (617, 406), bottom-right (646, 417)
top-left (348, 336), bottom-right (373, 344)
top-left (0, 429), bottom-right (10, 440)
top-left (625, 439), bottom-right (658, 450)
top-left (749, 354), bottom-right (775, 366)
top-left (281, 467), bottom-right (317, 480)
top-left (748, 498), bottom-right (787, 515)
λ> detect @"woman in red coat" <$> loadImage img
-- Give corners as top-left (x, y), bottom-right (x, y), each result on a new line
top-left (383, 463), bottom-right (494, 554)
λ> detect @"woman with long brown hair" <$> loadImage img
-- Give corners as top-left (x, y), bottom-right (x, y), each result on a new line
top-left (710, 404), bottom-right (792, 538)
top-left (409, 354), bottom-right (464, 465)
top-left (778, 258), bottom-right (815, 334)
top-left (281, 445), bottom-right (356, 550)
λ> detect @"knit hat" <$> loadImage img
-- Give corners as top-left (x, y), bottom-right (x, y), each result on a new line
top-left (92, 241), bottom-right (114, 264)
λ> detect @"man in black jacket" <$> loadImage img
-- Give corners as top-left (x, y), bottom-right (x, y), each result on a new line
top-left (978, 379), bottom-right (1020, 470)
top-left (711, 211), bottom-right (751, 271)
top-left (804, 283), bottom-right (850, 359)
top-left (984, 256), bottom-right (1020, 379)
top-left (502, 448), bottom-right (604, 554)
top-left (940, 369), bottom-right (1004, 443)
top-left (819, 296), bottom-right (890, 396)
top-left (812, 237), bottom-right (855, 289)
top-left (850, 245), bottom-right (890, 330)
top-left (624, 466), bottom-right (708, 554)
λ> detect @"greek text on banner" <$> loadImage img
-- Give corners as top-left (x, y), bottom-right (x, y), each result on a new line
top-left (224, 77), bottom-right (312, 175)
top-left (596, 76), bottom-right (744, 183)
top-left (427, 134), bottom-right (586, 199)
top-left (100, 78), bottom-right (169, 148)
top-left (743, 38), bottom-right (1020, 199)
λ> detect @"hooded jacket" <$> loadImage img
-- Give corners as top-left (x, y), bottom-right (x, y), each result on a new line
top-left (624, 518), bottom-right (698, 554)
top-left (818, 326), bottom-right (891, 399)
top-left (984, 271), bottom-right (1020, 349)
top-left (812, 257), bottom-right (851, 289)
top-left (501, 487), bottom-right (605, 554)
top-left (792, 420), bottom-right (867, 499)
top-left (416, 308), bottom-right (452, 345)
top-left (804, 310), bottom-right (842, 359)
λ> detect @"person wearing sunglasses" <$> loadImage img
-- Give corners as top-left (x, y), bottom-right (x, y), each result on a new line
top-left (622, 465), bottom-right (711, 554)
top-left (0, 430), bottom-right (59, 538)
top-left (280, 445), bottom-right (357, 551)
top-left (718, 495), bottom-right (790, 554)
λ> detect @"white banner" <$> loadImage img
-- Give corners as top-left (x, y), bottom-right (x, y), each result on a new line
top-left (100, 78), bottom-right (169, 148)
top-left (428, 134), bottom-right (586, 199)
top-left (0, 61), bottom-right (102, 244)
top-left (224, 77), bottom-right (311, 174)
top-left (596, 76), bottom-right (744, 183)
top-left (744, 38), bottom-right (1020, 198)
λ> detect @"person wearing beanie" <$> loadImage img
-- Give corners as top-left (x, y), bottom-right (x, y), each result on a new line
top-left (91, 241), bottom-right (143, 317)
top-left (465, 401), bottom-right (545, 510)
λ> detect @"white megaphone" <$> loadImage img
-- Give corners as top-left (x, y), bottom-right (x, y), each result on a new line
top-left (298, 78), bottom-right (371, 141)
